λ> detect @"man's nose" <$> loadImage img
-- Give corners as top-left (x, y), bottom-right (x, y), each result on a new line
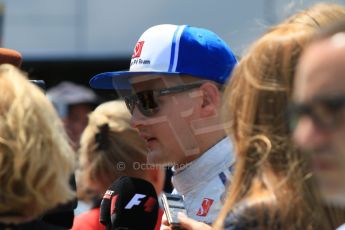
top-left (293, 116), bottom-right (330, 151)
top-left (130, 106), bottom-right (147, 128)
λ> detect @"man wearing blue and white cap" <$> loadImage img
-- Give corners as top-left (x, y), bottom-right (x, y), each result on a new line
top-left (90, 24), bottom-right (237, 226)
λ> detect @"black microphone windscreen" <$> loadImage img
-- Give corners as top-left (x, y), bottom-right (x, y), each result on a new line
top-left (100, 176), bottom-right (159, 230)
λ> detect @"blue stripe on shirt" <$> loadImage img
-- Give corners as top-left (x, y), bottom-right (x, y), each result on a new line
top-left (219, 172), bottom-right (228, 186)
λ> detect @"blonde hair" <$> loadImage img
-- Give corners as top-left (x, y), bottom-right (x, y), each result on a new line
top-left (0, 64), bottom-right (75, 219)
top-left (215, 3), bottom-right (345, 229)
top-left (79, 100), bottom-right (148, 192)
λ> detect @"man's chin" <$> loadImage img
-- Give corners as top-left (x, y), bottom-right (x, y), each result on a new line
top-left (147, 150), bottom-right (174, 166)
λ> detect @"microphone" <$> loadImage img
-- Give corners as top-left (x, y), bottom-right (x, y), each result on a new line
top-left (100, 176), bottom-right (159, 230)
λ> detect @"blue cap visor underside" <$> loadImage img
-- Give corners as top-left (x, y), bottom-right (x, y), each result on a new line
top-left (89, 71), bottom-right (182, 90)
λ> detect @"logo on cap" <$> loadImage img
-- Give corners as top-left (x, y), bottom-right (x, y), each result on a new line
top-left (103, 189), bottom-right (115, 199)
top-left (132, 41), bottom-right (145, 58)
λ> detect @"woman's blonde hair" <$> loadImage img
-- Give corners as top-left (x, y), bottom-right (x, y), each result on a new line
top-left (0, 64), bottom-right (75, 219)
top-left (215, 3), bottom-right (345, 229)
top-left (79, 100), bottom-right (148, 192)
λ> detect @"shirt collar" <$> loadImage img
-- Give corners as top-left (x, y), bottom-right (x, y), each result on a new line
top-left (171, 137), bottom-right (235, 194)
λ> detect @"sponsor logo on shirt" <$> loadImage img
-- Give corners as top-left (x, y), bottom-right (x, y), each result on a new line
top-left (196, 198), bottom-right (214, 217)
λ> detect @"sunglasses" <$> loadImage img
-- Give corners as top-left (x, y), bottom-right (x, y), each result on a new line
top-left (289, 95), bottom-right (345, 130)
top-left (124, 82), bottom-right (205, 117)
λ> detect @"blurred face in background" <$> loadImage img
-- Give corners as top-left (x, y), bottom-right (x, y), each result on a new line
top-left (64, 103), bottom-right (95, 149)
top-left (292, 34), bottom-right (345, 205)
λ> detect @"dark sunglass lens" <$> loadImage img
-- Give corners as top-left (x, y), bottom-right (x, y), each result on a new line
top-left (290, 100), bottom-right (342, 130)
top-left (320, 97), bottom-right (345, 112)
top-left (124, 96), bottom-right (135, 114)
top-left (137, 91), bottom-right (159, 116)
top-left (312, 102), bottom-right (344, 129)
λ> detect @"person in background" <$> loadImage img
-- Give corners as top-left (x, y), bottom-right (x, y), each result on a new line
top-left (0, 48), bottom-right (77, 229)
top-left (0, 47), bottom-right (22, 67)
top-left (89, 24), bottom-right (237, 226)
top-left (47, 81), bottom-right (101, 218)
top-left (0, 64), bottom-right (75, 229)
top-left (215, 3), bottom-right (345, 230)
top-left (175, 3), bottom-right (345, 230)
top-left (47, 81), bottom-right (101, 150)
top-left (292, 18), bottom-right (345, 215)
top-left (71, 100), bottom-right (165, 230)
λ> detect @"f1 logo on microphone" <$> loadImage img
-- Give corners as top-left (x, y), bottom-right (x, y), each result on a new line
top-left (132, 41), bottom-right (145, 58)
top-left (125, 193), bottom-right (156, 212)
top-left (196, 198), bottom-right (214, 217)
top-left (103, 189), bottom-right (115, 199)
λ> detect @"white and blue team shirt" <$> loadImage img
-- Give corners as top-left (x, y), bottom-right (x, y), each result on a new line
top-left (171, 137), bottom-right (235, 225)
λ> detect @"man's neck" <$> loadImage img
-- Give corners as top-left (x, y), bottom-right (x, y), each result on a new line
top-left (174, 130), bottom-right (227, 168)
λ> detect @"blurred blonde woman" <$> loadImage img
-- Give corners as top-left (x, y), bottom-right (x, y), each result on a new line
top-left (214, 3), bottom-right (345, 230)
top-left (72, 100), bottom-right (165, 230)
top-left (0, 64), bottom-right (75, 229)
top-left (173, 3), bottom-right (345, 230)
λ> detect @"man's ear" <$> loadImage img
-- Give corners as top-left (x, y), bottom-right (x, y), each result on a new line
top-left (199, 82), bottom-right (221, 117)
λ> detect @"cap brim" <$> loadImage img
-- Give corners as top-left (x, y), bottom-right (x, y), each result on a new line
top-left (89, 71), bottom-right (180, 90)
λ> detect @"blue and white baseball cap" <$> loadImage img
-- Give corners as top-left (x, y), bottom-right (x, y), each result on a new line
top-left (89, 24), bottom-right (237, 89)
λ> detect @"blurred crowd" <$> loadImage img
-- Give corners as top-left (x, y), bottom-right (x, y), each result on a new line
top-left (2, 2), bottom-right (345, 230)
